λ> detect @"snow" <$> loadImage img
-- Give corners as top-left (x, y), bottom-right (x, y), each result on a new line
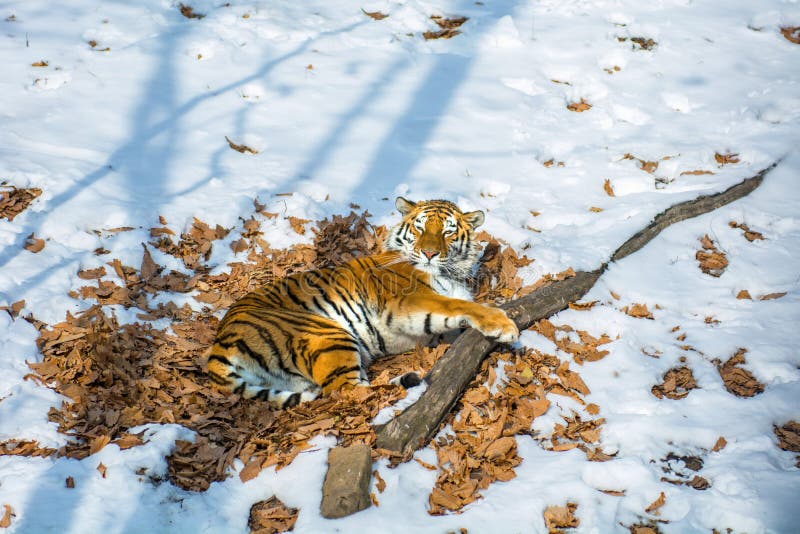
top-left (1, 0), bottom-right (799, 532)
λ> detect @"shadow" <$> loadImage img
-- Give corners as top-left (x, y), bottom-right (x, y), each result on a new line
top-left (0, 19), bottom-right (365, 273)
top-left (287, 0), bottom-right (526, 207)
top-left (292, 56), bottom-right (410, 185)
top-left (359, 53), bottom-right (472, 190)
top-left (8, 1), bottom-right (533, 531)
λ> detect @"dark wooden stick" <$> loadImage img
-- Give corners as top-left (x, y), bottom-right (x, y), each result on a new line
top-left (322, 162), bottom-right (778, 516)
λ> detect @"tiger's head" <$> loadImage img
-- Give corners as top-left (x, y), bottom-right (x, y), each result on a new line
top-left (385, 197), bottom-right (485, 280)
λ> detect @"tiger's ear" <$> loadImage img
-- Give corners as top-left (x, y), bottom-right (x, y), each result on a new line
top-left (395, 196), bottom-right (417, 215)
top-left (463, 210), bottom-right (485, 229)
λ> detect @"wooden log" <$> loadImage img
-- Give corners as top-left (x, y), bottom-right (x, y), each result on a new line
top-left (322, 162), bottom-right (778, 516)
top-left (374, 162), bottom-right (777, 457)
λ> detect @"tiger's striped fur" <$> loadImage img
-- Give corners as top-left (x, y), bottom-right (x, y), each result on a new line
top-left (206, 197), bottom-right (518, 408)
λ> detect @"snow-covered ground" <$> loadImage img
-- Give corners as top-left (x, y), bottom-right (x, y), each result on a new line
top-left (1, 0), bottom-right (799, 532)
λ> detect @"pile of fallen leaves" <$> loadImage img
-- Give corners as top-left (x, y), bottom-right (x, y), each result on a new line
top-left (0, 184), bottom-right (41, 221)
top-left (774, 421), bottom-right (800, 467)
top-left (717, 348), bottom-right (764, 398)
top-left (249, 496), bottom-right (298, 534)
top-left (423, 15), bottom-right (468, 40)
top-left (427, 316), bottom-right (613, 514)
top-left (651, 367), bottom-right (697, 400)
top-left (4, 204), bottom-right (611, 522)
top-left (781, 26), bottom-right (800, 44)
top-left (544, 503), bottom-right (580, 533)
top-left (696, 234), bottom-right (728, 277)
top-left (8, 209), bottom-right (407, 493)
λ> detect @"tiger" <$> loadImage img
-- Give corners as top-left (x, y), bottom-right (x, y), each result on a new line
top-left (206, 197), bottom-right (519, 408)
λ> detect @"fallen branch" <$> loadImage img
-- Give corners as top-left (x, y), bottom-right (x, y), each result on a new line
top-left (324, 162), bottom-right (778, 514)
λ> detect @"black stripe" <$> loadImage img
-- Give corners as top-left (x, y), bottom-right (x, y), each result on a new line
top-left (314, 343), bottom-right (359, 355)
top-left (285, 278), bottom-right (311, 309)
top-left (207, 354), bottom-right (232, 366)
top-left (424, 313), bottom-right (432, 335)
top-left (356, 301), bottom-right (386, 354)
top-left (283, 392), bottom-right (302, 408)
top-left (320, 365), bottom-right (361, 389)
top-left (225, 319), bottom-right (296, 377)
top-left (208, 373), bottom-right (230, 385)
top-left (386, 312), bottom-right (393, 327)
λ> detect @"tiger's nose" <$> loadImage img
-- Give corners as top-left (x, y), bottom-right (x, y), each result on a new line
top-left (421, 249), bottom-right (439, 260)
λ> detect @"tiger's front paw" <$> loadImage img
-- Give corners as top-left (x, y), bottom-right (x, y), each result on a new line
top-left (474, 307), bottom-right (519, 344)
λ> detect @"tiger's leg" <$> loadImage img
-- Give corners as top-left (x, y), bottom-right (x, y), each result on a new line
top-left (389, 291), bottom-right (519, 343)
top-left (306, 341), bottom-right (369, 395)
top-left (206, 348), bottom-right (320, 409)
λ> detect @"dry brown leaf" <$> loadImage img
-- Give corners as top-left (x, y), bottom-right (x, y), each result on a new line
top-left (688, 475), bottom-right (710, 490)
top-left (714, 152), bottom-right (740, 166)
top-left (781, 26), bottom-right (800, 44)
top-left (374, 470), bottom-right (386, 493)
top-left (759, 292), bottom-right (786, 301)
top-left (569, 300), bottom-right (598, 311)
top-left (239, 458), bottom-right (263, 483)
top-left (414, 458), bottom-right (437, 470)
top-left (623, 154), bottom-right (659, 174)
top-left (624, 303), bottom-right (653, 320)
top-left (32, 60), bottom-right (48, 67)
top-left (640, 160), bottom-right (658, 173)
top-left (423, 28), bottom-right (461, 40)
top-left (645, 491), bottom-right (666, 515)
top-left (719, 348), bottom-right (764, 397)
top-left (179, 3), bottom-right (205, 19)
top-left (0, 299), bottom-right (25, 319)
top-left (77, 267), bottom-right (107, 280)
top-left (113, 432), bottom-right (145, 450)
top-left (429, 487), bottom-right (463, 513)
top-left (288, 216), bottom-right (311, 235)
top-left (24, 233), bottom-right (45, 253)
top-left (652, 367), bottom-right (697, 400)
top-left (89, 435), bottom-right (111, 455)
top-left (66, 476), bottom-right (75, 488)
top-left (225, 136), bottom-right (258, 154)
top-left (543, 503), bottom-right (579, 532)
top-left (603, 179), bottom-right (616, 197)
top-left (736, 290), bottom-right (752, 300)
top-left (542, 159), bottom-right (564, 168)
top-left (0, 504), bottom-right (14, 528)
top-left (567, 99), bottom-right (591, 112)
top-left (0, 186), bottom-right (42, 221)
top-left (711, 436), bottom-right (727, 452)
top-left (423, 17), bottom-right (468, 40)
top-left (589, 206), bottom-right (603, 213)
top-left (362, 9), bottom-right (388, 20)
top-left (97, 462), bottom-right (107, 478)
top-left (431, 15), bottom-right (468, 29)
top-left (630, 37), bottom-right (657, 50)
top-left (696, 235), bottom-right (728, 277)
top-left (248, 496), bottom-right (298, 534)
top-left (728, 220), bottom-right (764, 242)
top-left (775, 421), bottom-right (800, 452)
